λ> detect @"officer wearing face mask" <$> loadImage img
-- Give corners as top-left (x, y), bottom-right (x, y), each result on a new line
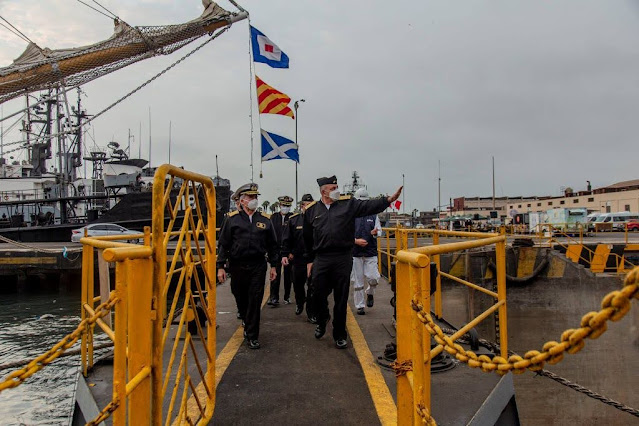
top-left (217, 183), bottom-right (278, 350)
top-left (282, 194), bottom-right (316, 321)
top-left (267, 195), bottom-right (294, 306)
top-left (303, 176), bottom-right (402, 349)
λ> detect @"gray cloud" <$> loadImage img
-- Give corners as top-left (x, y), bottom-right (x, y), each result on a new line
top-left (1, 0), bottom-right (638, 212)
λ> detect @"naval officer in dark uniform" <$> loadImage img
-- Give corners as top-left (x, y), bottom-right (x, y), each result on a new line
top-left (268, 195), bottom-right (294, 306)
top-left (282, 193), bottom-right (315, 320)
top-left (303, 176), bottom-right (402, 349)
top-left (217, 183), bottom-right (278, 350)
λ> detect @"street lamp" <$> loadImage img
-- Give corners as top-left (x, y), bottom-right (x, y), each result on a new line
top-left (294, 99), bottom-right (305, 206)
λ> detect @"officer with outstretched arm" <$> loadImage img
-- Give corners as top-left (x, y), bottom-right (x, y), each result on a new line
top-left (303, 175), bottom-right (402, 349)
top-left (217, 183), bottom-right (278, 350)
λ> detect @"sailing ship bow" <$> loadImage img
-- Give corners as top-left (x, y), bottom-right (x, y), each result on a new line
top-left (0, 1), bottom-right (248, 104)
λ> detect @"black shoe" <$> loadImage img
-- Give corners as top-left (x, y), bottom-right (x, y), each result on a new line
top-left (357, 308), bottom-right (365, 315)
top-left (248, 340), bottom-right (260, 349)
top-left (283, 298), bottom-right (291, 305)
top-left (315, 323), bottom-right (326, 339)
top-left (266, 299), bottom-right (274, 306)
top-left (236, 311), bottom-right (242, 319)
top-left (272, 299), bottom-right (279, 306)
top-left (307, 316), bottom-right (317, 324)
top-left (295, 305), bottom-right (303, 315)
top-left (367, 294), bottom-right (374, 308)
top-left (243, 330), bottom-right (247, 339)
top-left (241, 321), bottom-right (245, 328)
top-left (335, 339), bottom-right (347, 349)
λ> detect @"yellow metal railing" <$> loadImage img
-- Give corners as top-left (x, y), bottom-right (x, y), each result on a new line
top-left (390, 228), bottom-right (508, 425)
top-left (79, 164), bottom-right (217, 425)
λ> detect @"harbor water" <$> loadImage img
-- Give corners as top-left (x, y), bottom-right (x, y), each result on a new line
top-left (0, 280), bottom-right (81, 426)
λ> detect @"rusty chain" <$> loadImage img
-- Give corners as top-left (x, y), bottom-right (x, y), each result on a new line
top-left (0, 294), bottom-right (118, 393)
top-left (86, 398), bottom-right (120, 426)
top-left (416, 402), bottom-right (437, 426)
top-left (411, 267), bottom-right (638, 375)
top-left (390, 359), bottom-right (413, 377)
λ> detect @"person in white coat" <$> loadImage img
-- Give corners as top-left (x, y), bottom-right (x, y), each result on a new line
top-left (351, 188), bottom-right (382, 315)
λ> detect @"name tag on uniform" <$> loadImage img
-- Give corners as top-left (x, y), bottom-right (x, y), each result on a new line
top-left (256, 222), bottom-right (266, 229)
top-left (296, 226), bottom-right (303, 230)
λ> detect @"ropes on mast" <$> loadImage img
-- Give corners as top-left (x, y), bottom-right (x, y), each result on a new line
top-left (0, 15), bottom-right (37, 46)
top-left (75, 0), bottom-right (114, 20)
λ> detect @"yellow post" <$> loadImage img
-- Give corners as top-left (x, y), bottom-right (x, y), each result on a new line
top-left (205, 181), bottom-right (217, 419)
top-left (495, 231), bottom-right (508, 358)
top-left (433, 233), bottom-right (442, 319)
top-left (113, 261), bottom-right (128, 425)
top-left (386, 233), bottom-right (391, 283)
top-left (127, 257), bottom-right (153, 425)
top-left (151, 167), bottom-right (168, 426)
top-left (86, 245), bottom-right (95, 370)
top-left (409, 265), bottom-right (425, 425)
top-left (80, 244), bottom-right (91, 376)
top-left (396, 259), bottom-right (414, 425)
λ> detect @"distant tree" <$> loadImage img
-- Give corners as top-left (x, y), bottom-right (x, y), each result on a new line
top-left (270, 201), bottom-right (279, 213)
top-left (262, 200), bottom-right (270, 212)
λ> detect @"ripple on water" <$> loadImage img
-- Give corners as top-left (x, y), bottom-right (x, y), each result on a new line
top-left (0, 293), bottom-right (81, 426)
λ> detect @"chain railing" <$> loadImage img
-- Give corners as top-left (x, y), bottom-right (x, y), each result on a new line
top-left (391, 226), bottom-right (639, 425)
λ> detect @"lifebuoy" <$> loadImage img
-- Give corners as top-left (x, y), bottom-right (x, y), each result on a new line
top-left (3, 195), bottom-right (7, 201)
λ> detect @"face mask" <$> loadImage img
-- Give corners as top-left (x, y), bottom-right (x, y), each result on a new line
top-left (329, 189), bottom-right (341, 201)
top-left (244, 199), bottom-right (259, 211)
top-left (280, 206), bottom-right (290, 214)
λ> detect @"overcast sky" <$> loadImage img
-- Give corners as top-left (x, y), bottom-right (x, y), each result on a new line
top-left (1, 0), bottom-right (638, 212)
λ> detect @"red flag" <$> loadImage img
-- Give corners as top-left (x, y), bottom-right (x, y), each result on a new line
top-left (392, 200), bottom-right (402, 210)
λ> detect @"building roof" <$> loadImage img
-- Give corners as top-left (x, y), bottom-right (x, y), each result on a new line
top-left (599, 179), bottom-right (639, 191)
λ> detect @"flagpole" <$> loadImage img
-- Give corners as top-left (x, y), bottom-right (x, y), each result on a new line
top-left (294, 99), bottom-right (305, 206)
top-left (402, 173), bottom-right (405, 215)
top-left (247, 19), bottom-right (256, 182)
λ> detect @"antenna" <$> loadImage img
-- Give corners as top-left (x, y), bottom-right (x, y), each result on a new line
top-left (215, 155), bottom-right (219, 178)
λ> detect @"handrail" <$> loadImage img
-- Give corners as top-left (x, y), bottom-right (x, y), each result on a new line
top-left (393, 227), bottom-right (508, 424)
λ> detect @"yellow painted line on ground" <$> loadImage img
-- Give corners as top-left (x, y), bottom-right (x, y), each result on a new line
top-left (215, 280), bottom-right (271, 386)
top-left (347, 307), bottom-right (398, 426)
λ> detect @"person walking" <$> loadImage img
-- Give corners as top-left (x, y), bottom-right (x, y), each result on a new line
top-left (303, 175), bottom-right (402, 349)
top-left (267, 195), bottom-right (294, 306)
top-left (351, 188), bottom-right (382, 315)
top-left (217, 183), bottom-right (278, 350)
top-left (282, 194), bottom-right (316, 321)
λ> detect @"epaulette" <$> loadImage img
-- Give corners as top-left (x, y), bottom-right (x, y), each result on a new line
top-left (339, 194), bottom-right (352, 200)
top-left (260, 211), bottom-right (271, 219)
top-left (227, 210), bottom-right (239, 217)
top-left (305, 200), bottom-right (317, 209)
top-left (289, 213), bottom-right (300, 218)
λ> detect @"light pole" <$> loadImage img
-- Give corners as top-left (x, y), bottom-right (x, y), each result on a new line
top-left (294, 99), bottom-right (305, 206)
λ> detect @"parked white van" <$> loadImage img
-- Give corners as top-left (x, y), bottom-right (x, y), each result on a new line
top-left (593, 212), bottom-right (639, 231)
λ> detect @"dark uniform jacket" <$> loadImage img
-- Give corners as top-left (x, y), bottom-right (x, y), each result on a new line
top-left (303, 195), bottom-right (390, 262)
top-left (217, 209), bottom-right (278, 268)
top-left (281, 213), bottom-right (307, 264)
top-left (271, 211), bottom-right (293, 252)
top-left (353, 214), bottom-right (378, 258)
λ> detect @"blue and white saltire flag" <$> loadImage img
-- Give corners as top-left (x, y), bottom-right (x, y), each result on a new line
top-left (261, 129), bottom-right (299, 162)
top-left (250, 25), bottom-right (290, 69)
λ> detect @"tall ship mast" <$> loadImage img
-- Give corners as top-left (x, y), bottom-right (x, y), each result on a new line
top-left (0, 1), bottom-right (246, 241)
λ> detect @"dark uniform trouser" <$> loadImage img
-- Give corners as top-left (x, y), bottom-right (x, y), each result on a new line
top-left (230, 278), bottom-right (241, 318)
top-left (270, 262), bottom-right (292, 301)
top-left (312, 253), bottom-right (353, 341)
top-left (229, 260), bottom-right (267, 340)
top-left (292, 261), bottom-right (313, 315)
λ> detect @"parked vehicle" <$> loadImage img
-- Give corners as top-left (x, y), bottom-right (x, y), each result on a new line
top-left (545, 208), bottom-right (588, 232)
top-left (71, 223), bottom-right (142, 243)
top-left (627, 219), bottom-right (639, 232)
top-left (592, 212), bottom-right (639, 231)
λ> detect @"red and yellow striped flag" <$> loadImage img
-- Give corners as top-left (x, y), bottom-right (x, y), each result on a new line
top-left (256, 75), bottom-right (294, 119)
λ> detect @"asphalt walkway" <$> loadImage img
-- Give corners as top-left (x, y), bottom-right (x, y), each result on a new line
top-left (212, 296), bottom-right (382, 425)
